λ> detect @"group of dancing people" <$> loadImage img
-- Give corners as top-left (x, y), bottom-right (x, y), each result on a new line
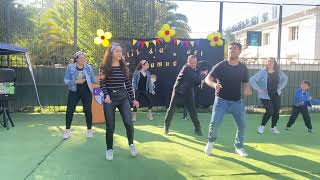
top-left (63, 42), bottom-right (317, 160)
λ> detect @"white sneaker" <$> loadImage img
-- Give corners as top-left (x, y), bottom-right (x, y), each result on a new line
top-left (147, 111), bottom-right (154, 121)
top-left (257, 126), bottom-right (265, 134)
top-left (271, 127), bottom-right (280, 134)
top-left (204, 142), bottom-right (214, 155)
top-left (87, 129), bottom-right (93, 138)
top-left (132, 112), bottom-right (137, 122)
top-left (235, 148), bottom-right (248, 157)
top-left (63, 129), bottom-right (71, 139)
top-left (106, 149), bottom-right (113, 160)
top-left (129, 144), bottom-right (138, 157)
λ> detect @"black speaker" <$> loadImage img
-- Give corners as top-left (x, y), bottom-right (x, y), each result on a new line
top-left (0, 68), bottom-right (16, 100)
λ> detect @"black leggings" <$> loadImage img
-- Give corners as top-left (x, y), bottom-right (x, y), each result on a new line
top-left (65, 86), bottom-right (92, 129)
top-left (164, 91), bottom-right (201, 130)
top-left (133, 90), bottom-right (152, 112)
top-left (104, 98), bottom-right (134, 150)
top-left (260, 94), bottom-right (281, 128)
top-left (287, 106), bottom-right (312, 129)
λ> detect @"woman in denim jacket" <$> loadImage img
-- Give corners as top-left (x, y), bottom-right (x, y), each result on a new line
top-left (249, 57), bottom-right (288, 134)
top-left (132, 60), bottom-right (155, 121)
top-left (63, 51), bottom-right (96, 139)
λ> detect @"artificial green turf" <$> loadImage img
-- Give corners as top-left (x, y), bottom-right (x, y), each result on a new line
top-left (0, 112), bottom-right (319, 180)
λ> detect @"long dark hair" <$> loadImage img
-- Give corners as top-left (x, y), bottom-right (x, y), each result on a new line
top-left (102, 44), bottom-right (129, 79)
top-left (267, 57), bottom-right (280, 73)
top-left (135, 60), bottom-right (147, 71)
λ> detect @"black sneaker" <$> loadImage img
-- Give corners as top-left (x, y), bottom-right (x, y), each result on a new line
top-left (195, 129), bottom-right (203, 136)
top-left (164, 127), bottom-right (169, 135)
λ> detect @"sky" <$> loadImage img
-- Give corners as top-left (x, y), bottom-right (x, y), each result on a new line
top-left (173, 0), bottom-right (320, 38)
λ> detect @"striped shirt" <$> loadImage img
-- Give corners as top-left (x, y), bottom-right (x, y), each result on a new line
top-left (100, 66), bottom-right (134, 101)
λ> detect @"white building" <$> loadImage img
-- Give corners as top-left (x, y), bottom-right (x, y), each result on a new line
top-left (233, 7), bottom-right (320, 64)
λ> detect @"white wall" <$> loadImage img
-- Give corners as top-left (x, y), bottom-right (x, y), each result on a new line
top-left (236, 15), bottom-right (318, 64)
top-left (315, 14), bottom-right (320, 60)
top-left (281, 16), bottom-right (316, 61)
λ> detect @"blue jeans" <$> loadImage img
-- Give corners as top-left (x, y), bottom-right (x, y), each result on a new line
top-left (208, 97), bottom-right (246, 148)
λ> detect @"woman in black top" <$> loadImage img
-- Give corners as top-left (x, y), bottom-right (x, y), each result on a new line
top-left (132, 60), bottom-right (155, 121)
top-left (100, 43), bottom-right (139, 160)
top-left (250, 57), bottom-right (288, 134)
top-left (63, 51), bottom-right (96, 139)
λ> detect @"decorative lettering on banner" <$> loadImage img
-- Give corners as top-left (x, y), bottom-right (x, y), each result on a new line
top-left (194, 50), bottom-right (198, 55)
top-left (173, 61), bottom-right (177, 66)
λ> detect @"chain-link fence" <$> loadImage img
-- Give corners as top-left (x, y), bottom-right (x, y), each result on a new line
top-left (1, 0), bottom-right (320, 111)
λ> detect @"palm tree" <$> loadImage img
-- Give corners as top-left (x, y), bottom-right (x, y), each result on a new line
top-left (30, 0), bottom-right (192, 65)
top-left (38, 0), bottom-right (74, 65)
top-left (164, 3), bottom-right (191, 38)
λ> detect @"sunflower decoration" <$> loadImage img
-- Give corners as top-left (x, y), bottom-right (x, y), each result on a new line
top-left (157, 24), bottom-right (176, 43)
top-left (207, 32), bottom-right (223, 47)
top-left (94, 29), bottom-right (112, 47)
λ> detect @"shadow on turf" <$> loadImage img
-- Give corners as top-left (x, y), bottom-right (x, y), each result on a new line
top-left (68, 113), bottom-right (320, 179)
top-left (130, 125), bottom-right (320, 179)
top-left (132, 127), bottom-right (206, 154)
top-left (205, 145), bottom-right (320, 180)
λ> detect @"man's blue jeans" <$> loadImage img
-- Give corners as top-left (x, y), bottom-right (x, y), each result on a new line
top-left (208, 97), bottom-right (246, 148)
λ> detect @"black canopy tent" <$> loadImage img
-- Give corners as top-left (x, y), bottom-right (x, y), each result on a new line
top-left (0, 42), bottom-right (42, 108)
top-left (0, 43), bottom-right (28, 55)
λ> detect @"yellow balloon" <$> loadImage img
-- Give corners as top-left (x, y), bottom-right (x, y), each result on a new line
top-left (94, 37), bottom-right (102, 45)
top-left (207, 34), bottom-right (214, 40)
top-left (163, 24), bottom-right (170, 30)
top-left (97, 29), bottom-right (104, 36)
top-left (158, 30), bottom-right (164, 37)
top-left (164, 36), bottom-right (171, 43)
top-left (104, 32), bottom-right (112, 39)
top-left (170, 29), bottom-right (176, 36)
top-left (102, 40), bottom-right (110, 47)
top-left (214, 32), bottom-right (222, 38)
top-left (217, 39), bottom-right (223, 46)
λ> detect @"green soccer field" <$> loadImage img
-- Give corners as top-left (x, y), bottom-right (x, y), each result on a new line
top-left (1, 112), bottom-right (319, 180)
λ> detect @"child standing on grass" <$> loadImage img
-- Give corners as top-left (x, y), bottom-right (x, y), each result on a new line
top-left (286, 80), bottom-right (314, 133)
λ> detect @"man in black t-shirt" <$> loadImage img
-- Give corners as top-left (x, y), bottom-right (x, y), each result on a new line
top-left (204, 42), bottom-right (252, 157)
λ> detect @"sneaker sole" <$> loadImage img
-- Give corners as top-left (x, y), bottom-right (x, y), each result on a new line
top-left (235, 151), bottom-right (248, 157)
top-left (204, 145), bottom-right (213, 155)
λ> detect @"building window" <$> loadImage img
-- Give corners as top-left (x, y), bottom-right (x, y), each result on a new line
top-left (289, 26), bottom-right (299, 41)
top-left (263, 33), bottom-right (270, 45)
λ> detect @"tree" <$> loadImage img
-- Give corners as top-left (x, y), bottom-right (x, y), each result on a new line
top-left (10, 0), bottom-right (191, 66)
top-left (0, 0), bottom-right (36, 43)
top-left (163, 3), bottom-right (191, 38)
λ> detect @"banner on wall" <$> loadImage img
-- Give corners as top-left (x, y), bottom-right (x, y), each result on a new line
top-left (114, 38), bottom-right (225, 106)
